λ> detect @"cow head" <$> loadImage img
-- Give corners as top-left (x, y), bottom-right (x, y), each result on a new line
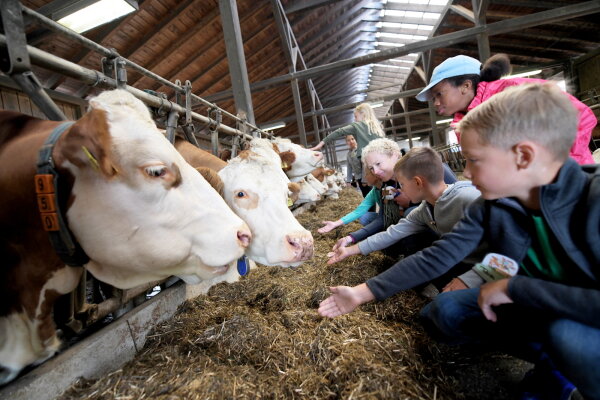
top-left (272, 137), bottom-right (323, 178)
top-left (58, 90), bottom-right (251, 287)
top-left (293, 178), bottom-right (321, 204)
top-left (218, 150), bottom-right (313, 266)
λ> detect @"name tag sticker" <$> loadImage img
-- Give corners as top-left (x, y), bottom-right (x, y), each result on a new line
top-left (474, 253), bottom-right (519, 282)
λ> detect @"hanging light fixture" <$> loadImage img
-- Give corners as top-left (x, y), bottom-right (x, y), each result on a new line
top-left (46, 0), bottom-right (139, 33)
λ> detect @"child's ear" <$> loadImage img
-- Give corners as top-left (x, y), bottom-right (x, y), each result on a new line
top-left (414, 176), bottom-right (424, 188)
top-left (513, 141), bottom-right (535, 169)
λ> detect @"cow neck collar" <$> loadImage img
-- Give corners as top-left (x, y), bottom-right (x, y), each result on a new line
top-left (35, 121), bottom-right (90, 267)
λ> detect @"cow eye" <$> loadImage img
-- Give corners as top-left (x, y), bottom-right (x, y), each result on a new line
top-left (236, 191), bottom-right (247, 198)
top-left (145, 165), bottom-right (167, 177)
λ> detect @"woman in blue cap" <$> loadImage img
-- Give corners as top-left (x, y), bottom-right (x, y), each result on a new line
top-left (416, 53), bottom-right (595, 164)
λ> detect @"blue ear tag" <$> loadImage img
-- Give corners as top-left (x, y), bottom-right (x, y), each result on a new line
top-left (237, 256), bottom-right (249, 276)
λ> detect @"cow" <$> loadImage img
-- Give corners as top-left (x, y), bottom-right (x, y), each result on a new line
top-left (292, 172), bottom-right (327, 196)
top-left (271, 137), bottom-right (323, 178)
top-left (0, 89), bottom-right (250, 384)
top-left (312, 167), bottom-right (342, 199)
top-left (292, 178), bottom-right (321, 204)
top-left (174, 138), bottom-right (314, 267)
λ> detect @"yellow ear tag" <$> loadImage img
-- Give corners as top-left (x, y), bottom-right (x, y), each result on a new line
top-left (81, 146), bottom-right (100, 171)
top-left (281, 162), bottom-right (288, 169)
top-left (287, 197), bottom-right (293, 207)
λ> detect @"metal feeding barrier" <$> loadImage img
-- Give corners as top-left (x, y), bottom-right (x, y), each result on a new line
top-left (0, 0), bottom-right (273, 344)
top-left (433, 143), bottom-right (466, 173)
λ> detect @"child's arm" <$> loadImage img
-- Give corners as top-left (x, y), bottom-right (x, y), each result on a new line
top-left (327, 243), bottom-right (361, 264)
top-left (318, 284), bottom-right (375, 318)
top-left (317, 220), bottom-right (344, 233)
top-left (366, 200), bottom-right (485, 300)
top-left (478, 279), bottom-right (512, 322)
top-left (508, 276), bottom-right (600, 328)
top-left (339, 188), bottom-right (377, 225)
top-left (358, 202), bottom-right (430, 255)
top-left (347, 213), bottom-right (384, 243)
top-left (346, 162), bottom-right (353, 184)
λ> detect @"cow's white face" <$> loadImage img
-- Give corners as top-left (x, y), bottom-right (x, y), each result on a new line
top-left (273, 138), bottom-right (323, 178)
top-left (62, 90), bottom-right (250, 288)
top-left (324, 174), bottom-right (342, 197)
top-left (219, 152), bottom-right (313, 266)
top-left (302, 173), bottom-right (328, 195)
top-left (248, 138), bottom-right (292, 183)
top-left (295, 178), bottom-right (321, 204)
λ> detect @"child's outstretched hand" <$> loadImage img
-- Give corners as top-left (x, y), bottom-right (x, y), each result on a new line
top-left (477, 279), bottom-right (513, 322)
top-left (327, 244), bottom-right (360, 264)
top-left (318, 220), bottom-right (342, 234)
top-left (318, 284), bottom-right (375, 318)
top-left (332, 235), bottom-right (353, 251)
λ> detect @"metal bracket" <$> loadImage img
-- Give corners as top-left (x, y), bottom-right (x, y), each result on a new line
top-left (174, 80), bottom-right (199, 147)
top-left (208, 107), bottom-right (221, 156)
top-left (165, 108), bottom-right (179, 144)
top-left (115, 57), bottom-right (127, 89)
top-left (101, 54), bottom-right (127, 89)
top-left (231, 135), bottom-right (240, 158)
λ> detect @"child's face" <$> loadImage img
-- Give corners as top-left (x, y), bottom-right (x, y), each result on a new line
top-left (345, 135), bottom-right (357, 150)
top-left (461, 129), bottom-right (517, 200)
top-left (365, 152), bottom-right (398, 182)
top-left (395, 172), bottom-right (423, 203)
top-left (431, 80), bottom-right (473, 116)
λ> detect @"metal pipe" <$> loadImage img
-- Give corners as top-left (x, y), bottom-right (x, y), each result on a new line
top-left (0, 34), bottom-right (253, 139)
top-left (19, 5), bottom-right (269, 137)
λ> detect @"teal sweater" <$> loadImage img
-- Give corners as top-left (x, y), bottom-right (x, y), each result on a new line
top-left (340, 187), bottom-right (382, 225)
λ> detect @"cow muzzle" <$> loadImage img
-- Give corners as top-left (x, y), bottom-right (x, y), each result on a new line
top-left (285, 231), bottom-right (314, 261)
top-left (237, 224), bottom-right (252, 248)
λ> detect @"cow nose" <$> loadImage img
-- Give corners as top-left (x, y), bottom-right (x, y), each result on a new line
top-left (237, 225), bottom-right (252, 248)
top-left (286, 232), bottom-right (314, 260)
top-left (315, 194), bottom-right (321, 200)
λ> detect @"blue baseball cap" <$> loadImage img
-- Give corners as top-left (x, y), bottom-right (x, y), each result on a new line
top-left (416, 55), bottom-right (481, 102)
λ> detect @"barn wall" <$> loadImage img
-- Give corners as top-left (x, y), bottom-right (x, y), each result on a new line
top-left (0, 78), bottom-right (85, 120)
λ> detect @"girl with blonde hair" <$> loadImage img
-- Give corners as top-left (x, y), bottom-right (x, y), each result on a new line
top-left (309, 103), bottom-right (385, 156)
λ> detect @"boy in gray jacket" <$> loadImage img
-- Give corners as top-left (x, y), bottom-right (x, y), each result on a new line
top-left (327, 147), bottom-right (482, 291)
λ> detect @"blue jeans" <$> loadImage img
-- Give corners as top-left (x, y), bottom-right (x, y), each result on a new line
top-left (359, 211), bottom-right (378, 226)
top-left (420, 289), bottom-right (600, 399)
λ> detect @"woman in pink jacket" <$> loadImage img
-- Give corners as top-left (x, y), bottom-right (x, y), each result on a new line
top-left (416, 54), bottom-right (596, 164)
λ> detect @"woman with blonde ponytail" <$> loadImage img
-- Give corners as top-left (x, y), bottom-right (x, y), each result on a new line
top-left (309, 103), bottom-right (385, 157)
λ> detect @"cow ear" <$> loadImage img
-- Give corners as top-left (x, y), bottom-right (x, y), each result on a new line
top-left (54, 108), bottom-right (118, 178)
top-left (288, 182), bottom-right (300, 205)
top-left (279, 151), bottom-right (295, 171)
top-left (219, 149), bottom-right (232, 161)
top-left (288, 182), bottom-right (300, 195)
top-left (195, 167), bottom-right (224, 197)
top-left (271, 142), bottom-right (281, 154)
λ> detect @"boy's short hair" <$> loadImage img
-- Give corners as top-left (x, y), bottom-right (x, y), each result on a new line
top-left (361, 138), bottom-right (400, 160)
top-left (393, 147), bottom-right (444, 183)
top-left (457, 83), bottom-right (578, 161)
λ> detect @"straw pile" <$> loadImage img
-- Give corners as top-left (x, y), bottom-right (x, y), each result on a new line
top-left (61, 188), bottom-right (527, 400)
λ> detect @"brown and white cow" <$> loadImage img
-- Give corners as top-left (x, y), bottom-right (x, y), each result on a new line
top-left (0, 89), bottom-right (250, 384)
top-left (271, 137), bottom-right (324, 179)
top-left (175, 138), bottom-right (314, 266)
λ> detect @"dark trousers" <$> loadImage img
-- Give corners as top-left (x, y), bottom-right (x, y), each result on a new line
top-left (356, 179), bottom-right (371, 198)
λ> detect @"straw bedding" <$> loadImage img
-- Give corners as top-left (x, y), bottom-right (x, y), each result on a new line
top-left (61, 188), bottom-right (528, 400)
